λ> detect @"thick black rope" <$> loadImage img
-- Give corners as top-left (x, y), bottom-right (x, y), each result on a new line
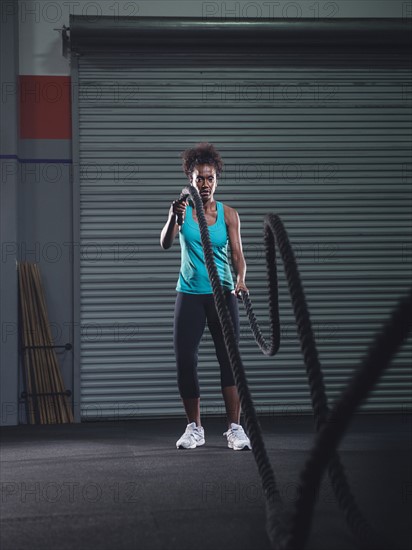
top-left (180, 187), bottom-right (282, 509)
top-left (286, 287), bottom-right (412, 550)
top-left (259, 215), bottom-right (391, 550)
top-left (180, 186), bottom-right (411, 550)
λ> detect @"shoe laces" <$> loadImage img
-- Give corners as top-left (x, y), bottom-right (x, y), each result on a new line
top-left (223, 424), bottom-right (247, 439)
top-left (185, 424), bottom-right (202, 438)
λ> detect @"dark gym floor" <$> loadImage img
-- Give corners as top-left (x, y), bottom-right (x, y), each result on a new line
top-left (0, 413), bottom-right (411, 550)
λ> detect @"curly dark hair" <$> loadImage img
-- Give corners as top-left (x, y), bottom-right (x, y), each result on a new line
top-left (180, 142), bottom-right (224, 179)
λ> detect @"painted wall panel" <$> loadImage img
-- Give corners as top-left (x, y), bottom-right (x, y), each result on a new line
top-left (19, 76), bottom-right (72, 139)
top-left (0, 1), bottom-right (19, 426)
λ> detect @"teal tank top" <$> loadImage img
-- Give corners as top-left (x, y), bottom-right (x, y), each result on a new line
top-left (176, 201), bottom-right (235, 294)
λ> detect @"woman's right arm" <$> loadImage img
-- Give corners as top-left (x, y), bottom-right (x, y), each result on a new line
top-left (160, 200), bottom-right (187, 250)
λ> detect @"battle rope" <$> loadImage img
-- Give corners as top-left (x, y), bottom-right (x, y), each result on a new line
top-left (179, 185), bottom-right (412, 550)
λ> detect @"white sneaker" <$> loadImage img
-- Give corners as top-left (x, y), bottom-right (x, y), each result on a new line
top-left (176, 422), bottom-right (205, 449)
top-left (223, 423), bottom-right (251, 451)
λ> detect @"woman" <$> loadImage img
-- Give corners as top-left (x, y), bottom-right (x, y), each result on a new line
top-left (160, 142), bottom-right (251, 451)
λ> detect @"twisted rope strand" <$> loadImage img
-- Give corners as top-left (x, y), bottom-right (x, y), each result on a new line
top-left (182, 186), bottom-right (410, 550)
top-left (288, 288), bottom-right (412, 550)
top-left (186, 185), bottom-right (282, 509)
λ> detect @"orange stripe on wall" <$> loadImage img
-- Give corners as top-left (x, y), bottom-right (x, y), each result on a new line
top-left (20, 76), bottom-right (72, 139)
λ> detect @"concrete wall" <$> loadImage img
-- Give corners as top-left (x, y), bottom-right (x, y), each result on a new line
top-left (1, 1), bottom-right (19, 426)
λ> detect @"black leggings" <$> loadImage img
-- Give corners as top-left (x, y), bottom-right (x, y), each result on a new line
top-left (173, 291), bottom-right (240, 398)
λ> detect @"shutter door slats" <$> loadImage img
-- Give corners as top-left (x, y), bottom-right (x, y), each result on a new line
top-left (75, 50), bottom-right (412, 419)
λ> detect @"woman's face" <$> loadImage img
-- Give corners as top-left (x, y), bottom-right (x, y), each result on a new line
top-left (191, 164), bottom-right (217, 202)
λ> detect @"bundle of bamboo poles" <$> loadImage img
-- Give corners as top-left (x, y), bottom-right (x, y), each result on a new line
top-left (18, 262), bottom-right (74, 424)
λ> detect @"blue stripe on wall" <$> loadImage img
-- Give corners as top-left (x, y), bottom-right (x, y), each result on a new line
top-left (0, 154), bottom-right (72, 163)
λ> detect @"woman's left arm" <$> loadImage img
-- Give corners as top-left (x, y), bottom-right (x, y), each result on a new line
top-left (226, 206), bottom-right (249, 296)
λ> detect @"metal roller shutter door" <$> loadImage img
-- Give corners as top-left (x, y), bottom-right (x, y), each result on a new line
top-left (72, 48), bottom-right (412, 420)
